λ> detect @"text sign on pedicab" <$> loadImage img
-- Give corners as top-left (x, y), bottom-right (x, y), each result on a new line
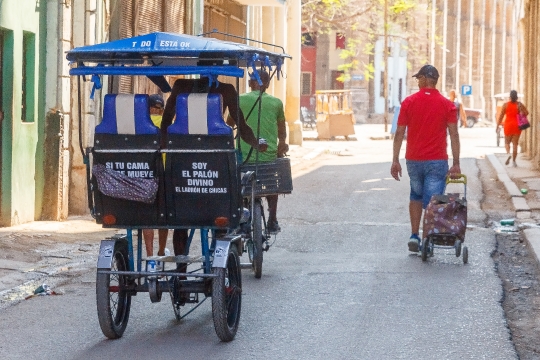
top-left (461, 85), bottom-right (472, 96)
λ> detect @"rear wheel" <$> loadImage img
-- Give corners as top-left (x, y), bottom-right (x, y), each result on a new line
top-left (455, 240), bottom-right (462, 257)
top-left (462, 246), bottom-right (469, 264)
top-left (212, 246), bottom-right (242, 342)
top-left (96, 241), bottom-right (132, 339)
top-left (252, 200), bottom-right (263, 279)
top-left (421, 238), bottom-right (429, 262)
top-left (466, 116), bottom-right (476, 128)
top-left (496, 127), bottom-right (501, 147)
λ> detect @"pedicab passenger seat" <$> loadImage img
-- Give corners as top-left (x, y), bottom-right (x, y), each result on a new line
top-left (165, 93), bottom-right (240, 228)
top-left (92, 94), bottom-right (164, 227)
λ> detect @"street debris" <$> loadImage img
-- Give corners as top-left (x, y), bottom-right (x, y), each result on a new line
top-left (25, 283), bottom-right (61, 299)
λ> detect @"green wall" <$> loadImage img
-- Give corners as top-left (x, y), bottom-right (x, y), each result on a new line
top-left (0, 0), bottom-right (45, 225)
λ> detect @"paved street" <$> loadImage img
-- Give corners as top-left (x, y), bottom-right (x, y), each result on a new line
top-left (0, 125), bottom-right (518, 359)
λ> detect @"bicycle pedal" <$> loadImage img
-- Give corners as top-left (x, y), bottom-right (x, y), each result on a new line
top-left (263, 242), bottom-right (270, 252)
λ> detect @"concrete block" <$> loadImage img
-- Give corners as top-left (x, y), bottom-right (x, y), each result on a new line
top-left (523, 179), bottom-right (540, 191)
top-left (504, 180), bottom-right (524, 197)
top-left (523, 228), bottom-right (540, 267)
top-left (512, 197), bottom-right (530, 211)
top-left (516, 211), bottom-right (532, 219)
top-left (487, 154), bottom-right (505, 173)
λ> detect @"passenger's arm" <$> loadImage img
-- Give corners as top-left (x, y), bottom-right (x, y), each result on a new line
top-left (391, 125), bottom-right (406, 181)
top-left (447, 122), bottom-right (461, 177)
top-left (277, 120), bottom-right (288, 157)
top-left (496, 103), bottom-right (507, 129)
top-left (160, 81), bottom-right (181, 146)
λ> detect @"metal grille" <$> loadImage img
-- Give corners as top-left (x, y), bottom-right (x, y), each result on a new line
top-left (301, 72), bottom-right (312, 96)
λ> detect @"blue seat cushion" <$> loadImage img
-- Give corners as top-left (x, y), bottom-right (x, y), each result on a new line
top-left (95, 94), bottom-right (159, 135)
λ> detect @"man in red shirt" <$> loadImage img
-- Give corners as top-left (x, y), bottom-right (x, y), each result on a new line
top-left (390, 65), bottom-right (461, 252)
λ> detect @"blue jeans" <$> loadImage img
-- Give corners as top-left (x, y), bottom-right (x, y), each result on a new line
top-left (406, 160), bottom-right (448, 209)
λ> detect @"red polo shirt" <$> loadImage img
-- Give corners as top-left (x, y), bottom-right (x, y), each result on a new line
top-left (397, 88), bottom-right (457, 161)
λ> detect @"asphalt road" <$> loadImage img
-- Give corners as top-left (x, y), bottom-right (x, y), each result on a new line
top-left (0, 125), bottom-right (517, 359)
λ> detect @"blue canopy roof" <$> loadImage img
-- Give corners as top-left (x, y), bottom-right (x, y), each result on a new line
top-left (67, 32), bottom-right (291, 79)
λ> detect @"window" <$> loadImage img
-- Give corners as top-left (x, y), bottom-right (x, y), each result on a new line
top-left (302, 33), bottom-right (315, 47)
top-left (336, 33), bottom-right (346, 49)
top-left (0, 30), bottom-right (3, 115)
top-left (21, 31), bottom-right (35, 123)
top-left (301, 72), bottom-right (312, 96)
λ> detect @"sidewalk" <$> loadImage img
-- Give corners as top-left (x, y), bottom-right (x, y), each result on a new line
top-left (487, 153), bottom-right (540, 265)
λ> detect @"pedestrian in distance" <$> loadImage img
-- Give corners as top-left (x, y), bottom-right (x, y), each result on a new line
top-left (496, 90), bottom-right (529, 168)
top-left (448, 89), bottom-right (467, 128)
top-left (143, 94), bottom-right (170, 267)
top-left (390, 64), bottom-right (461, 252)
top-left (237, 69), bottom-right (289, 232)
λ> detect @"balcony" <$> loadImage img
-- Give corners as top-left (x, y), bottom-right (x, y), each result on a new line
top-left (234, 0), bottom-right (286, 6)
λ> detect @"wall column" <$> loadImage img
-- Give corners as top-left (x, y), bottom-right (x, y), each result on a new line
top-left (479, 0), bottom-right (486, 120)
top-left (285, 0), bottom-right (302, 145)
top-left (274, 5), bottom-right (287, 102)
top-left (441, 0), bottom-right (448, 93)
top-left (467, 0), bottom-right (474, 108)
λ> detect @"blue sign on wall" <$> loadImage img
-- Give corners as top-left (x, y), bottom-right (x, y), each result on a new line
top-left (461, 85), bottom-right (472, 96)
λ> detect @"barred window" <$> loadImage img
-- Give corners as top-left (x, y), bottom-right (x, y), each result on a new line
top-left (301, 72), bottom-right (312, 96)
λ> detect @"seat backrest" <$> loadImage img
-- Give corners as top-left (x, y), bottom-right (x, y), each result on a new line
top-left (96, 94), bottom-right (159, 135)
top-left (167, 93), bottom-right (232, 135)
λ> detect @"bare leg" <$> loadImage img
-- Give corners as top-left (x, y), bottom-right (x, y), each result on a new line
top-left (266, 195), bottom-right (278, 223)
top-left (511, 134), bottom-right (520, 163)
top-left (504, 136), bottom-right (512, 165)
top-left (409, 200), bottom-right (423, 236)
top-left (143, 229), bottom-right (154, 256)
top-left (157, 229), bottom-right (169, 256)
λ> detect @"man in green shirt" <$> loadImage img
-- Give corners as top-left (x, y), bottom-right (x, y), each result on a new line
top-left (239, 70), bottom-right (288, 232)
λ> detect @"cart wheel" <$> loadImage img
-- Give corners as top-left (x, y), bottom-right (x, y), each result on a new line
top-left (96, 241), bottom-right (132, 339)
top-left (496, 129), bottom-right (501, 147)
top-left (455, 240), bottom-right (462, 257)
top-left (421, 238), bottom-right (429, 262)
top-left (148, 278), bottom-right (162, 303)
top-left (466, 116), bottom-right (475, 128)
top-left (252, 200), bottom-right (263, 279)
top-left (212, 246), bottom-right (242, 342)
top-left (462, 246), bottom-right (469, 264)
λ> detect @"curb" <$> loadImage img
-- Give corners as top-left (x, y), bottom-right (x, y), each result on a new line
top-left (487, 153), bottom-right (540, 269)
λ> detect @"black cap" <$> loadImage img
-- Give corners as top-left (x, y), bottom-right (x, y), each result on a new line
top-left (412, 65), bottom-right (439, 80)
top-left (149, 94), bottom-right (164, 109)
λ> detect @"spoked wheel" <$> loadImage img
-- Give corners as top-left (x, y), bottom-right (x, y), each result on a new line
top-left (466, 116), bottom-right (476, 128)
top-left (212, 246), bottom-right (242, 342)
top-left (462, 246), bottom-right (469, 264)
top-left (421, 238), bottom-right (429, 262)
top-left (96, 241), bottom-right (132, 339)
top-left (454, 240), bottom-right (462, 257)
top-left (252, 200), bottom-right (264, 279)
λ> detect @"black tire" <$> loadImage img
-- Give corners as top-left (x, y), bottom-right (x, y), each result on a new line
top-left (463, 246), bottom-right (469, 264)
top-left (148, 278), bottom-right (162, 303)
top-left (252, 200), bottom-right (263, 279)
top-left (96, 241), bottom-right (131, 339)
top-left (466, 116), bottom-right (475, 128)
top-left (421, 238), bottom-right (429, 262)
top-left (455, 240), bottom-right (462, 257)
top-left (212, 246), bottom-right (242, 342)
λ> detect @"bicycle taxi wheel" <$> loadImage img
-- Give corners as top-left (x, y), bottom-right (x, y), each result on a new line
top-left (96, 239), bottom-right (132, 339)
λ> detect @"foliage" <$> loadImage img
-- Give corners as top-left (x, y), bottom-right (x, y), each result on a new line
top-left (301, 0), bottom-right (421, 83)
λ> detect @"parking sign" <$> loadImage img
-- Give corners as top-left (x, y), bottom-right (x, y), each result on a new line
top-left (461, 85), bottom-right (472, 96)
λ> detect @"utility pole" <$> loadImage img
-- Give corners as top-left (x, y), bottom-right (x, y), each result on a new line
top-left (383, 0), bottom-right (388, 132)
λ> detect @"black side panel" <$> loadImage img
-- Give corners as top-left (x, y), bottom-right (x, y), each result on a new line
top-left (92, 151), bottom-right (165, 226)
top-left (165, 151), bottom-right (240, 228)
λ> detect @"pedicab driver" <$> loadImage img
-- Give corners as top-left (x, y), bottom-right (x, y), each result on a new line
top-left (160, 77), bottom-right (268, 267)
top-left (237, 70), bottom-right (289, 233)
top-left (390, 65), bottom-right (461, 252)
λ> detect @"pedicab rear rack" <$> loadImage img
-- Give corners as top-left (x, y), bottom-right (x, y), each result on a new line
top-left (67, 31), bottom-right (291, 342)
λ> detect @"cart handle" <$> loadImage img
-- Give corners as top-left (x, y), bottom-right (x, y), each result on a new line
top-left (446, 174), bottom-right (467, 185)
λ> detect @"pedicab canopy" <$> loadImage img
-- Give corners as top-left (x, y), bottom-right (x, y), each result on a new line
top-left (67, 32), bottom-right (291, 93)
